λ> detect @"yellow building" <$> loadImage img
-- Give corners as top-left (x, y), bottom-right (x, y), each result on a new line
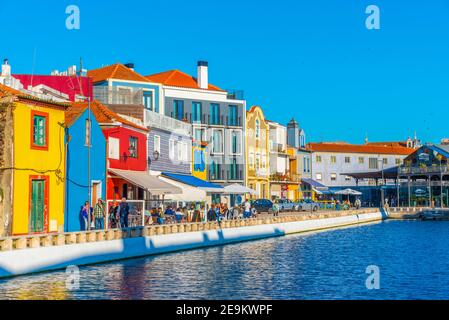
top-left (0, 84), bottom-right (67, 235)
top-left (246, 106), bottom-right (270, 199)
top-left (286, 146), bottom-right (302, 201)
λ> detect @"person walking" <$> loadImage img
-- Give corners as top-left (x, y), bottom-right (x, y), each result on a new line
top-left (119, 198), bottom-right (130, 228)
top-left (272, 201), bottom-right (280, 217)
top-left (243, 200), bottom-right (251, 219)
top-left (93, 199), bottom-right (106, 230)
top-left (80, 201), bottom-right (92, 231)
top-left (108, 201), bottom-right (119, 228)
top-left (207, 204), bottom-right (216, 222)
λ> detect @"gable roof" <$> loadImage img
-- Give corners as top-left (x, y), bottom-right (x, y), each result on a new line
top-left (145, 69), bottom-right (223, 91)
top-left (307, 142), bottom-right (414, 156)
top-left (68, 100), bottom-right (148, 131)
top-left (87, 63), bottom-right (150, 84)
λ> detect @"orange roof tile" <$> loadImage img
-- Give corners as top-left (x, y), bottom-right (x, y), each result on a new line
top-left (68, 100), bottom-right (148, 131)
top-left (145, 70), bottom-right (223, 91)
top-left (307, 142), bottom-right (414, 156)
top-left (366, 141), bottom-right (408, 147)
top-left (87, 63), bottom-right (150, 84)
top-left (0, 83), bottom-right (68, 109)
top-left (0, 83), bottom-right (22, 97)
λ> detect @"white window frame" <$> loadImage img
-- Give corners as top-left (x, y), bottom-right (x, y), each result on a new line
top-left (211, 128), bottom-right (224, 155)
top-left (183, 142), bottom-right (189, 162)
top-left (154, 135), bottom-right (161, 154)
top-left (177, 141), bottom-right (183, 161)
top-left (316, 173), bottom-right (322, 181)
top-left (108, 137), bottom-right (120, 160)
top-left (229, 129), bottom-right (242, 155)
top-left (142, 88), bottom-right (156, 111)
top-left (169, 139), bottom-right (175, 160)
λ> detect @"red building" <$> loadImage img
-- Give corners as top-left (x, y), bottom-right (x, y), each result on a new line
top-left (86, 100), bottom-right (149, 201)
top-left (13, 74), bottom-right (92, 102)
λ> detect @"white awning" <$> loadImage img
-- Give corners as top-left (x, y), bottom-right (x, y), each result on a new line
top-left (109, 169), bottom-right (182, 196)
top-left (334, 188), bottom-right (362, 196)
top-left (223, 184), bottom-right (257, 195)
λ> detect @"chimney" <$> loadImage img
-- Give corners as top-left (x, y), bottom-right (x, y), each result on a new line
top-left (197, 61), bottom-right (208, 89)
top-left (2, 59), bottom-right (11, 76)
top-left (124, 63), bottom-right (135, 71)
top-left (68, 65), bottom-right (77, 76)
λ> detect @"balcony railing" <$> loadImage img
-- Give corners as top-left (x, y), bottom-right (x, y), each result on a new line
top-left (93, 86), bottom-right (144, 105)
top-left (226, 89), bottom-right (244, 100)
top-left (145, 110), bottom-right (192, 136)
top-left (399, 165), bottom-right (449, 175)
top-left (269, 142), bottom-right (287, 154)
top-left (269, 173), bottom-right (301, 183)
top-left (208, 165), bottom-right (244, 181)
top-left (248, 168), bottom-right (269, 178)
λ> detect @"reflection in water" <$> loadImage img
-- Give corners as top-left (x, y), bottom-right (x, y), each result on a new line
top-left (1, 220), bottom-right (449, 300)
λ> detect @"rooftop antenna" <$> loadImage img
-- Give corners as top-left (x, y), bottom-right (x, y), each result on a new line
top-left (77, 57), bottom-right (84, 97)
top-left (31, 47), bottom-right (37, 87)
top-left (364, 132), bottom-right (369, 144)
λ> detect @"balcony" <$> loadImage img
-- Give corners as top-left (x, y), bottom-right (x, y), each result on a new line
top-left (208, 165), bottom-right (244, 182)
top-left (398, 165), bottom-right (449, 175)
top-left (145, 109), bottom-right (192, 136)
top-left (270, 142), bottom-right (287, 154)
top-left (226, 89), bottom-right (244, 100)
top-left (248, 168), bottom-right (269, 178)
top-left (270, 172), bottom-right (301, 183)
top-left (176, 112), bottom-right (242, 127)
top-left (93, 86), bottom-right (143, 105)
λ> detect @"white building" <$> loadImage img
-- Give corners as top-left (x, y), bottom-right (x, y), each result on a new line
top-left (307, 142), bottom-right (415, 188)
top-left (267, 120), bottom-right (290, 198)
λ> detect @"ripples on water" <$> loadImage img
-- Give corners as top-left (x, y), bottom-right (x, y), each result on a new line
top-left (1, 220), bottom-right (449, 300)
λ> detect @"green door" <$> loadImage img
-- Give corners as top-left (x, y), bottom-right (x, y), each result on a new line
top-left (30, 180), bottom-right (45, 233)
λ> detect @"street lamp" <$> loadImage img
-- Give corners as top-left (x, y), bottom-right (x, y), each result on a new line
top-left (435, 152), bottom-right (444, 208)
top-left (378, 158), bottom-right (385, 207)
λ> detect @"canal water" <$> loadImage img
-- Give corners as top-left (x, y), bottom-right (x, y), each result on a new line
top-left (1, 220), bottom-right (449, 300)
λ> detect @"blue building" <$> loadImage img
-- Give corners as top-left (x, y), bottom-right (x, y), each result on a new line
top-left (64, 102), bottom-right (107, 232)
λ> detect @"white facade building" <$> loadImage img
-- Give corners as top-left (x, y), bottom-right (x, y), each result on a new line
top-left (307, 142), bottom-right (415, 187)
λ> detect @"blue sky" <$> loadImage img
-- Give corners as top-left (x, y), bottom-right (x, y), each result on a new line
top-left (1, 0), bottom-right (448, 144)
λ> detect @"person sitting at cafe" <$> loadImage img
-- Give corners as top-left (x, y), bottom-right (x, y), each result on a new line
top-left (175, 207), bottom-right (184, 223)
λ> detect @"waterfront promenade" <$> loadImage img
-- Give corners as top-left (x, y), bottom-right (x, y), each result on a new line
top-left (0, 208), bottom-right (385, 279)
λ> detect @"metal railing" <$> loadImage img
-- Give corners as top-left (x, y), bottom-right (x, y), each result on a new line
top-left (399, 165), bottom-right (449, 175)
top-left (93, 86), bottom-right (144, 105)
top-left (146, 109), bottom-right (192, 135)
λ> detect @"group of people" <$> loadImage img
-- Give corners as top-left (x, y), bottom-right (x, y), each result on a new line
top-left (80, 198), bottom-right (264, 231)
top-left (147, 204), bottom-right (206, 225)
top-left (79, 198), bottom-right (131, 231)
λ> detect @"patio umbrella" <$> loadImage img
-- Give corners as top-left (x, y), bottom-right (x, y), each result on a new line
top-left (334, 188), bottom-right (362, 202)
top-left (334, 188), bottom-right (362, 196)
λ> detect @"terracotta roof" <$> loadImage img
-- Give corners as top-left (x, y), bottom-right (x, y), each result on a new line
top-left (306, 142), bottom-right (414, 155)
top-left (145, 70), bottom-right (223, 91)
top-left (65, 103), bottom-right (88, 127)
top-left (366, 141), bottom-right (408, 147)
top-left (87, 63), bottom-right (150, 84)
top-left (68, 100), bottom-right (148, 131)
top-left (0, 83), bottom-right (68, 109)
top-left (0, 83), bottom-right (22, 96)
